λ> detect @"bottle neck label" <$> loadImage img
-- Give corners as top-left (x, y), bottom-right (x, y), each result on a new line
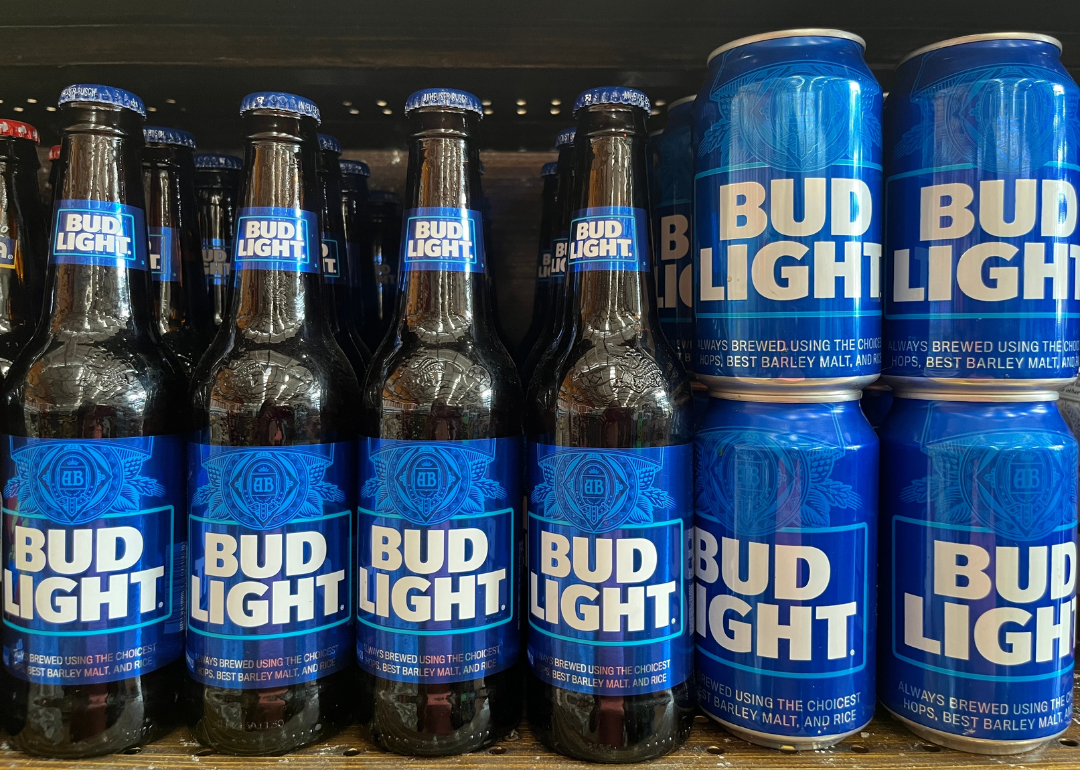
top-left (321, 232), bottom-right (346, 282)
top-left (51, 200), bottom-right (148, 270)
top-left (149, 226), bottom-right (180, 283)
top-left (234, 207), bottom-right (320, 274)
top-left (186, 441), bottom-right (356, 688)
top-left (526, 442), bottom-right (693, 696)
top-left (402, 207), bottom-right (486, 273)
top-left (201, 237), bottom-right (232, 286)
top-left (550, 234), bottom-right (569, 280)
top-left (0, 237), bottom-right (14, 270)
top-left (569, 206), bottom-right (651, 272)
top-left (1, 435), bottom-right (185, 685)
top-left (357, 436), bottom-right (520, 684)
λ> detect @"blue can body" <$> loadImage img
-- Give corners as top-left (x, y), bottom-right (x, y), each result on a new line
top-left (883, 36), bottom-right (1080, 393)
top-left (654, 97), bottom-right (695, 369)
top-left (879, 396), bottom-right (1077, 752)
top-left (694, 396), bottom-right (878, 747)
top-left (694, 32), bottom-right (883, 396)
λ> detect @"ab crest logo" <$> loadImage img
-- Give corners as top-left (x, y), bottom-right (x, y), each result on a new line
top-left (532, 449), bottom-right (673, 533)
top-left (901, 430), bottom-right (1077, 540)
top-left (195, 446), bottom-right (343, 530)
top-left (695, 429), bottom-right (859, 535)
top-left (363, 441), bottom-right (505, 525)
top-left (5, 438), bottom-right (165, 525)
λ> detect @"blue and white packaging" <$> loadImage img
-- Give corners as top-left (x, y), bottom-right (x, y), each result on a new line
top-left (694, 31), bottom-right (883, 396)
top-left (401, 207), bottom-right (485, 273)
top-left (51, 200), bottom-right (149, 270)
top-left (527, 443), bottom-right (693, 697)
top-left (202, 236), bottom-right (231, 285)
top-left (2, 435), bottom-right (186, 684)
top-left (694, 397), bottom-right (877, 748)
top-left (149, 226), bottom-right (181, 283)
top-left (233, 206), bottom-right (320, 274)
top-left (569, 206), bottom-right (651, 272)
top-left (356, 437), bottom-right (520, 683)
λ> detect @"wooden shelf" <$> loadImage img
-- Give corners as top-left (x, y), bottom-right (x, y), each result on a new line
top-left (2, 682), bottom-right (1079, 770)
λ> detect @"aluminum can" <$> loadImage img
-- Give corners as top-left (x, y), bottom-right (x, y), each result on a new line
top-left (694, 30), bottom-right (883, 400)
top-left (879, 393), bottom-right (1077, 753)
top-left (694, 394), bottom-right (877, 749)
top-left (883, 34), bottom-right (1080, 397)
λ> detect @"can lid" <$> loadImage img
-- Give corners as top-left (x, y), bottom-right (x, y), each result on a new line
top-left (59, 84), bottom-right (146, 117)
top-left (900, 32), bottom-right (1062, 67)
top-left (707, 29), bottom-right (865, 65)
top-left (143, 126), bottom-right (196, 149)
top-left (404, 88), bottom-right (483, 117)
top-left (555, 127), bottom-right (576, 148)
top-left (0, 120), bottom-right (40, 144)
top-left (339, 159), bottom-right (370, 177)
top-left (667, 94), bottom-right (696, 111)
top-left (541, 161), bottom-right (559, 176)
top-left (573, 87), bottom-right (650, 115)
top-left (892, 389), bottom-right (1060, 403)
top-left (709, 390), bottom-right (863, 403)
top-left (48, 144), bottom-right (60, 161)
top-left (194, 153), bottom-right (242, 170)
top-left (368, 189), bottom-right (401, 204)
top-left (240, 92), bottom-right (321, 124)
top-left (317, 133), bottom-right (341, 153)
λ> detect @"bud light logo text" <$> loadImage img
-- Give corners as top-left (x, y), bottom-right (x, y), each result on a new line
top-left (186, 442), bottom-right (355, 688)
top-left (149, 226), bottom-right (180, 283)
top-left (233, 207), bottom-right (319, 274)
top-left (356, 437), bottom-right (519, 684)
top-left (402, 207), bottom-right (485, 273)
top-left (569, 207), bottom-right (650, 272)
top-left (202, 237), bottom-right (231, 285)
top-left (0, 237), bottom-right (15, 269)
top-left (527, 443), bottom-right (692, 696)
top-left (51, 200), bottom-right (147, 269)
top-left (1, 435), bottom-right (185, 685)
top-left (321, 234), bottom-right (342, 280)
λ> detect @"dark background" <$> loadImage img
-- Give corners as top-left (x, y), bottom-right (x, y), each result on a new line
top-left (8, 1), bottom-right (1079, 344)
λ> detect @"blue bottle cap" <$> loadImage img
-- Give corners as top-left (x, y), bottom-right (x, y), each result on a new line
top-left (541, 161), bottom-right (559, 176)
top-left (239, 92), bottom-right (321, 124)
top-left (573, 87), bottom-right (650, 115)
top-left (58, 84), bottom-right (146, 117)
top-left (555, 127), bottom-right (576, 148)
top-left (369, 189), bottom-right (401, 205)
top-left (318, 133), bottom-right (341, 153)
top-left (339, 159), bottom-right (371, 177)
top-left (194, 153), bottom-right (243, 170)
top-left (143, 126), bottom-right (197, 149)
top-left (404, 88), bottom-right (483, 117)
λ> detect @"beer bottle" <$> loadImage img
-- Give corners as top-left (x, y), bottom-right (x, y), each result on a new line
top-left (44, 145), bottom-right (61, 210)
top-left (316, 134), bottom-right (369, 375)
top-left (143, 126), bottom-right (212, 376)
top-left (356, 88), bottom-right (523, 755)
top-left (525, 87), bottom-right (695, 762)
top-left (193, 153), bottom-right (242, 327)
top-left (515, 161), bottom-right (559, 368)
top-left (0, 120), bottom-right (47, 372)
top-left (520, 128), bottom-right (574, 384)
top-left (339, 158), bottom-right (372, 334)
top-left (187, 92), bottom-right (358, 754)
top-left (358, 189), bottom-right (401, 350)
top-left (0, 84), bottom-right (186, 757)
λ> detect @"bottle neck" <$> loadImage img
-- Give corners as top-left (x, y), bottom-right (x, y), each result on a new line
top-left (46, 106), bottom-right (152, 336)
top-left (228, 113), bottom-right (326, 339)
top-left (567, 107), bottom-right (659, 339)
top-left (394, 109), bottom-right (493, 340)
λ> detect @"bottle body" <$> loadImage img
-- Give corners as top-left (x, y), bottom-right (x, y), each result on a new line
top-left (186, 102), bottom-right (359, 755)
top-left (0, 91), bottom-right (187, 758)
top-left (526, 94), bottom-right (695, 762)
top-left (356, 99), bottom-right (523, 756)
top-left (194, 157), bottom-right (241, 328)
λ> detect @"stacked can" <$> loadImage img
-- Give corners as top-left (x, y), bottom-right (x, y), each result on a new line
top-left (692, 29), bottom-right (882, 750)
top-left (879, 33), bottom-right (1079, 754)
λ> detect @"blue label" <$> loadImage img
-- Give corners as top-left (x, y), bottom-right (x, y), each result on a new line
top-left (401, 207), bottom-right (486, 273)
top-left (693, 402), bottom-right (877, 739)
top-left (526, 443), bottom-right (692, 696)
top-left (321, 234), bottom-right (344, 281)
top-left (51, 200), bottom-right (149, 269)
top-left (880, 399), bottom-right (1077, 742)
top-left (201, 237), bottom-right (231, 286)
top-left (550, 234), bottom-right (568, 280)
top-left (537, 248), bottom-right (553, 282)
top-left (149, 226), bottom-right (181, 283)
top-left (234, 207), bottom-right (320, 273)
top-left (694, 54), bottom-right (882, 381)
top-left (356, 437), bottom-right (520, 684)
top-left (186, 442), bottom-right (355, 688)
top-left (569, 207), bottom-right (651, 272)
top-left (1, 435), bottom-right (185, 685)
top-left (0, 237), bottom-right (15, 269)
top-left (655, 202), bottom-right (694, 366)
